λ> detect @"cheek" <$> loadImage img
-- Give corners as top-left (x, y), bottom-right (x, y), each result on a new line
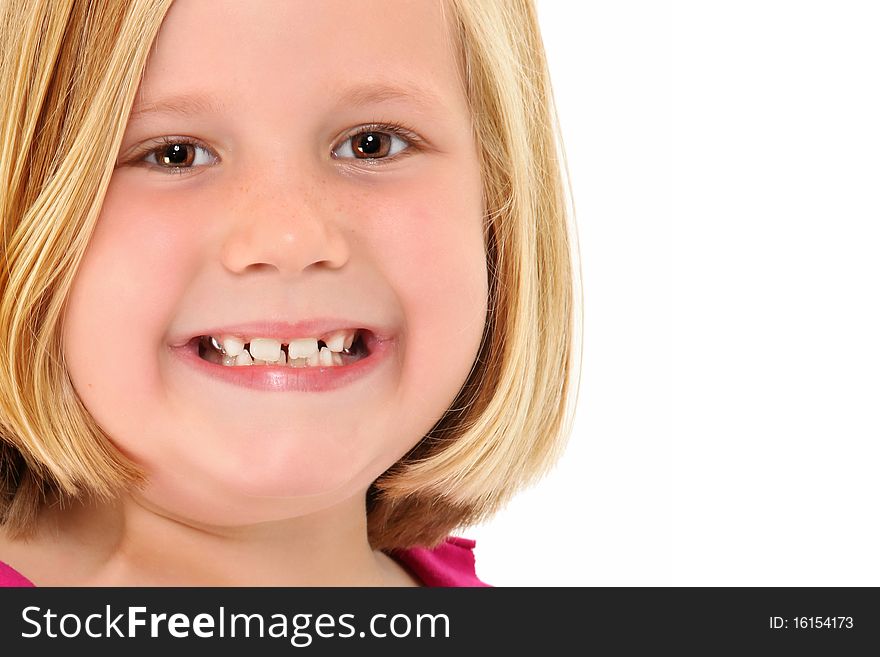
top-left (67, 184), bottom-right (201, 341)
top-left (356, 178), bottom-right (488, 415)
top-left (394, 204), bottom-right (487, 329)
top-left (62, 183), bottom-right (200, 438)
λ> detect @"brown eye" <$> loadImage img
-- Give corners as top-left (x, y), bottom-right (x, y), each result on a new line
top-left (158, 143), bottom-right (195, 167)
top-left (352, 132), bottom-right (389, 158)
top-left (334, 129), bottom-right (410, 161)
top-left (140, 139), bottom-right (216, 171)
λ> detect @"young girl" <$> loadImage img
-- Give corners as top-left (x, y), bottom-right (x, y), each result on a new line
top-left (0, 0), bottom-right (578, 586)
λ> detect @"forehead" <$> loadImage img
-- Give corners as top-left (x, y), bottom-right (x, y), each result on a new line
top-left (134, 0), bottom-right (463, 120)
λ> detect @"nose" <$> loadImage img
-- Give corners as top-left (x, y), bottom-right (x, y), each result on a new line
top-left (220, 175), bottom-right (350, 277)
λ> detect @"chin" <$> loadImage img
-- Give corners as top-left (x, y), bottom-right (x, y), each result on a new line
top-left (130, 426), bottom-right (394, 524)
top-left (208, 448), bottom-right (380, 504)
top-left (139, 470), bottom-right (366, 528)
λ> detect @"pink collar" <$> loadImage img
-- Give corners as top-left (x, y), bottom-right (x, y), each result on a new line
top-left (388, 536), bottom-right (491, 587)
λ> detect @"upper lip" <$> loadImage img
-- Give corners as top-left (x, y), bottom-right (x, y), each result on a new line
top-left (169, 319), bottom-right (391, 347)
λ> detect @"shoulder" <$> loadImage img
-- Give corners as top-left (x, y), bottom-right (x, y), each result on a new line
top-left (0, 560), bottom-right (35, 587)
top-left (389, 536), bottom-right (492, 587)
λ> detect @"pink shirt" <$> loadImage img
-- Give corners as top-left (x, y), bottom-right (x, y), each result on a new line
top-left (0, 536), bottom-right (490, 587)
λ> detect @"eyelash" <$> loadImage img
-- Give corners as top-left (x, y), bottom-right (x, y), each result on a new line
top-left (131, 122), bottom-right (424, 176)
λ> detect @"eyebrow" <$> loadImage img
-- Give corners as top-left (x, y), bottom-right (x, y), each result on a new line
top-left (128, 93), bottom-right (227, 120)
top-left (334, 81), bottom-right (445, 114)
top-left (128, 81), bottom-right (445, 121)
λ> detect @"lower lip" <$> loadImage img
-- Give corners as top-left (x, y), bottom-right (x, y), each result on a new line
top-left (169, 332), bottom-right (394, 393)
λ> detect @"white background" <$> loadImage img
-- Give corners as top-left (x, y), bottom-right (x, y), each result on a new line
top-left (467, 1), bottom-right (880, 585)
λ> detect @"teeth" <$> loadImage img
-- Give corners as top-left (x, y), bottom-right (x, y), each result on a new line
top-left (323, 330), bottom-right (348, 353)
top-left (205, 329), bottom-right (361, 368)
top-left (222, 336), bottom-right (245, 357)
top-left (249, 338), bottom-right (282, 362)
top-left (287, 337), bottom-right (319, 360)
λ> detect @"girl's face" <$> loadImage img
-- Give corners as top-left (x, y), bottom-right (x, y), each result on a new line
top-left (63, 0), bottom-right (487, 525)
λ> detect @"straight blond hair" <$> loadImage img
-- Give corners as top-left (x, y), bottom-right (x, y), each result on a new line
top-left (0, 0), bottom-right (581, 550)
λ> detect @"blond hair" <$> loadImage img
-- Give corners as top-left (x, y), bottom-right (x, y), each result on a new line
top-left (0, 0), bottom-right (582, 550)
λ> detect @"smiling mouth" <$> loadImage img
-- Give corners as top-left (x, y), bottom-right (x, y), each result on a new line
top-left (194, 329), bottom-right (371, 368)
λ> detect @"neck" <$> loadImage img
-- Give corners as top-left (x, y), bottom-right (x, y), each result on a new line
top-left (9, 492), bottom-right (416, 586)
